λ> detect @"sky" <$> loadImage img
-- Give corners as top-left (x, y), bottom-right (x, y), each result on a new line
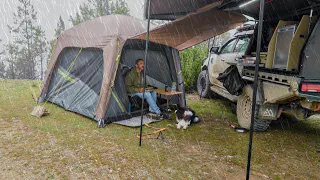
top-left (0, 0), bottom-right (145, 48)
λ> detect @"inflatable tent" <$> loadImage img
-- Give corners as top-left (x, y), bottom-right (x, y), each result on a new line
top-left (39, 15), bottom-right (186, 125)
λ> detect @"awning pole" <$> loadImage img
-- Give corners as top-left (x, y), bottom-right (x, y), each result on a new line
top-left (246, 0), bottom-right (265, 179)
top-left (139, 0), bottom-right (152, 147)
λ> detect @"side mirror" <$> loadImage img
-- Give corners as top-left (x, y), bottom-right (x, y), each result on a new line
top-left (210, 46), bottom-right (219, 54)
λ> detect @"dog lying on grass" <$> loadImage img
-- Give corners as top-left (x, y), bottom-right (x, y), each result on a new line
top-left (175, 107), bottom-right (200, 129)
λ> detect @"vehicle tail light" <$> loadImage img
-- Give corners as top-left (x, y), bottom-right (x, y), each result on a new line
top-left (301, 83), bottom-right (320, 92)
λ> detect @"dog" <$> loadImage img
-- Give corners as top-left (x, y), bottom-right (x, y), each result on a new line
top-left (175, 107), bottom-right (200, 129)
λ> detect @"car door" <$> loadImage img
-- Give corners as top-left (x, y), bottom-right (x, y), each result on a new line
top-left (209, 36), bottom-right (251, 88)
top-left (209, 38), bottom-right (237, 87)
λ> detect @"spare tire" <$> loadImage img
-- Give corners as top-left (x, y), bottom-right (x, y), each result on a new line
top-left (197, 71), bottom-right (214, 98)
top-left (236, 92), bottom-right (271, 132)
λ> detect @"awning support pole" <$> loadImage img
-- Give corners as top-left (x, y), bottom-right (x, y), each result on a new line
top-left (139, 0), bottom-right (152, 147)
top-left (246, 0), bottom-right (265, 179)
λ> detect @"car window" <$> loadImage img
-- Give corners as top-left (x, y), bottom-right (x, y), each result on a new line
top-left (220, 39), bottom-right (237, 54)
top-left (234, 37), bottom-right (250, 53)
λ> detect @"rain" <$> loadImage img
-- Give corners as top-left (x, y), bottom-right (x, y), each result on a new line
top-left (0, 0), bottom-right (319, 179)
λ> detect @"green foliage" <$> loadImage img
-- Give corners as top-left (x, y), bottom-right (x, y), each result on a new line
top-left (0, 60), bottom-right (5, 78)
top-left (48, 16), bottom-right (65, 68)
top-left (54, 16), bottom-right (65, 37)
top-left (179, 44), bottom-right (208, 91)
top-left (69, 0), bottom-right (130, 26)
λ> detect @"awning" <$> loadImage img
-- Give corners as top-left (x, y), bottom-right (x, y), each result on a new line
top-left (221, 0), bottom-right (318, 21)
top-left (135, 7), bottom-right (246, 50)
top-left (144, 0), bottom-right (224, 20)
top-left (145, 0), bottom-right (320, 22)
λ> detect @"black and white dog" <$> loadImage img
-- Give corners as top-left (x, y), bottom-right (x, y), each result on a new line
top-left (175, 107), bottom-right (200, 129)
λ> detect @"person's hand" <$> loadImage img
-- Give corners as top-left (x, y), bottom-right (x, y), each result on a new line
top-left (138, 88), bottom-right (144, 93)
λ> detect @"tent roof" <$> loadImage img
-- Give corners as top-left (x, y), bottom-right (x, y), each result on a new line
top-left (61, 15), bottom-right (150, 41)
top-left (135, 8), bottom-right (246, 50)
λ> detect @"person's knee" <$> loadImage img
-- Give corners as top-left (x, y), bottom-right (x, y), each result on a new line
top-left (144, 92), bottom-right (152, 99)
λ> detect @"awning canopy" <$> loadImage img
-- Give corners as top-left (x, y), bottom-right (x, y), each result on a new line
top-left (145, 0), bottom-right (320, 22)
top-left (144, 0), bottom-right (223, 20)
top-left (135, 7), bottom-right (246, 50)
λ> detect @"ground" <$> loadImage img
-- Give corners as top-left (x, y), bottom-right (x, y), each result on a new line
top-left (0, 80), bottom-right (319, 179)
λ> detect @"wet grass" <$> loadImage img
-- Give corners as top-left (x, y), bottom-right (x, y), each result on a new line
top-left (0, 79), bottom-right (319, 179)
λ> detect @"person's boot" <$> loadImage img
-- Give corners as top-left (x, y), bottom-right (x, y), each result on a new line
top-left (147, 112), bottom-right (161, 120)
top-left (160, 113), bottom-right (171, 120)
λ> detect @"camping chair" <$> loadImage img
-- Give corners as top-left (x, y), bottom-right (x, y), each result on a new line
top-left (120, 64), bottom-right (149, 112)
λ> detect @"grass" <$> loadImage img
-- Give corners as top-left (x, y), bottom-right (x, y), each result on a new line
top-left (0, 79), bottom-right (319, 179)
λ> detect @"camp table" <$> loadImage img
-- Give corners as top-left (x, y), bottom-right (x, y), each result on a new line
top-left (155, 89), bottom-right (183, 111)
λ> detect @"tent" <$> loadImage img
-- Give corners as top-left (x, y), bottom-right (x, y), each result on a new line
top-left (39, 15), bottom-right (186, 125)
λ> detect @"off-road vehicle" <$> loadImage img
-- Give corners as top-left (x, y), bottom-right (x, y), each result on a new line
top-left (197, 1), bottom-right (320, 131)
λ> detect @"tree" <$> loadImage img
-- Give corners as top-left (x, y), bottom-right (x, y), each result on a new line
top-left (55, 16), bottom-right (65, 37)
top-left (3, 43), bottom-right (19, 79)
top-left (0, 60), bottom-right (5, 78)
top-left (48, 16), bottom-right (65, 76)
top-left (70, 0), bottom-right (130, 26)
top-left (0, 39), bottom-right (3, 55)
top-left (180, 43), bottom-right (208, 91)
top-left (0, 39), bottom-right (5, 78)
top-left (33, 26), bottom-right (47, 80)
top-left (113, 0), bottom-right (130, 15)
top-left (7, 0), bottom-right (47, 79)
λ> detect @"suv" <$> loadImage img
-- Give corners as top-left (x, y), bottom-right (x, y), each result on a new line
top-left (197, 15), bottom-right (320, 131)
top-left (198, 24), bottom-right (255, 101)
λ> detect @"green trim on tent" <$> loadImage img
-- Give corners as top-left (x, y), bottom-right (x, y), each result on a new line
top-left (111, 90), bottom-right (125, 113)
top-left (57, 69), bottom-right (77, 84)
top-left (45, 48), bottom-right (83, 104)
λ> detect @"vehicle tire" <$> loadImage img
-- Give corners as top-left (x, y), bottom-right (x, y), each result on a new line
top-left (236, 93), bottom-right (271, 132)
top-left (197, 71), bottom-right (214, 98)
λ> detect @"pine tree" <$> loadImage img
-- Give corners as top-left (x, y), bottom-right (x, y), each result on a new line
top-left (70, 0), bottom-right (130, 26)
top-left (4, 43), bottom-right (19, 79)
top-left (0, 60), bottom-right (5, 78)
top-left (0, 39), bottom-right (3, 55)
top-left (69, 12), bottom-right (83, 26)
top-left (7, 0), bottom-right (47, 79)
top-left (0, 40), bottom-right (5, 78)
top-left (33, 26), bottom-right (47, 80)
top-left (48, 16), bottom-right (65, 69)
top-left (114, 0), bottom-right (130, 15)
top-left (55, 16), bottom-right (65, 37)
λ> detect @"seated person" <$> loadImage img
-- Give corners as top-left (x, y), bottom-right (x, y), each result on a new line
top-left (125, 58), bottom-right (161, 116)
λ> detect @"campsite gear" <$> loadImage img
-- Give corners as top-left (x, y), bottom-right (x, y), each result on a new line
top-left (171, 82), bottom-right (176, 92)
top-left (31, 106), bottom-right (49, 118)
top-left (217, 65), bottom-right (245, 96)
top-left (38, 15), bottom-right (186, 125)
top-left (133, 91), bottom-right (161, 114)
top-left (139, 0), bottom-right (153, 146)
top-left (161, 112), bottom-right (171, 120)
top-left (155, 89), bottom-right (183, 111)
top-left (128, 104), bottom-right (132, 113)
top-left (235, 127), bottom-right (248, 133)
top-left (113, 115), bottom-right (162, 127)
top-left (136, 123), bottom-right (167, 140)
top-left (147, 112), bottom-right (161, 120)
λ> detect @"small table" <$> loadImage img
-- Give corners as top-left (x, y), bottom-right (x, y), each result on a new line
top-left (155, 89), bottom-right (183, 111)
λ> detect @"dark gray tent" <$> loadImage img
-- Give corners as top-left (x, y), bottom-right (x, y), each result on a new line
top-left (39, 15), bottom-right (186, 124)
